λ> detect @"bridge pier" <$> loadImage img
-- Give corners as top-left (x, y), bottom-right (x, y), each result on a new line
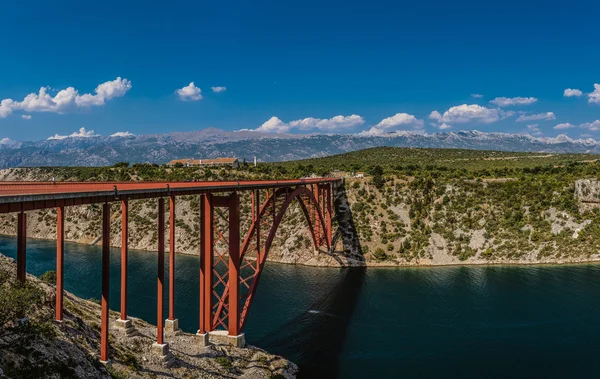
top-left (198, 193), bottom-right (213, 338)
top-left (157, 198), bottom-right (166, 344)
top-left (166, 195), bottom-right (179, 333)
top-left (56, 206), bottom-right (64, 322)
top-left (100, 203), bottom-right (110, 364)
top-left (114, 200), bottom-right (135, 335)
top-left (16, 211), bottom-right (26, 283)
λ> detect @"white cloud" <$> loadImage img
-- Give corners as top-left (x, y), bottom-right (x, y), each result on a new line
top-left (554, 122), bottom-right (576, 130)
top-left (176, 82), bottom-right (202, 101)
top-left (437, 123), bottom-right (452, 130)
top-left (47, 127), bottom-right (99, 140)
top-left (429, 104), bottom-right (506, 124)
top-left (589, 84), bottom-right (600, 104)
top-left (211, 86), bottom-right (226, 93)
top-left (489, 97), bottom-right (537, 107)
top-left (527, 124), bottom-right (543, 136)
top-left (362, 113), bottom-right (424, 135)
top-left (256, 114), bottom-right (365, 133)
top-left (581, 120), bottom-right (600, 131)
top-left (0, 77), bottom-right (131, 118)
top-left (0, 99), bottom-right (17, 118)
top-left (471, 94), bottom-right (484, 98)
top-left (527, 124), bottom-right (542, 136)
top-left (516, 112), bottom-right (556, 122)
top-left (21, 115), bottom-right (31, 120)
top-left (0, 137), bottom-right (14, 145)
top-left (110, 131), bottom-right (135, 137)
top-left (564, 88), bottom-right (583, 97)
top-left (256, 117), bottom-right (290, 133)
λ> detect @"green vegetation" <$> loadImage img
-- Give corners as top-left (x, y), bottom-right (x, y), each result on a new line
top-left (216, 356), bottom-right (233, 370)
top-left (274, 146), bottom-right (599, 176)
top-left (39, 270), bottom-right (56, 284)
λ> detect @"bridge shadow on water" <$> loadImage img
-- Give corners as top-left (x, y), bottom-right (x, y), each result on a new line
top-left (259, 266), bottom-right (367, 378)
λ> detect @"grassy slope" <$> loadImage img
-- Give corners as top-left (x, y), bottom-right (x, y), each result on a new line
top-left (275, 146), bottom-right (599, 173)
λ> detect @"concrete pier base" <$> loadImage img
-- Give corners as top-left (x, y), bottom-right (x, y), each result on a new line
top-left (195, 331), bottom-right (210, 346)
top-left (209, 330), bottom-right (246, 347)
top-left (165, 319), bottom-right (180, 334)
top-left (113, 318), bottom-right (136, 336)
top-left (151, 343), bottom-right (173, 367)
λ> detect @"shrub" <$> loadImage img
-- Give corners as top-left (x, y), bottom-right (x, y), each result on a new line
top-left (40, 270), bottom-right (56, 284)
top-left (216, 356), bottom-right (232, 370)
top-left (373, 248), bottom-right (388, 262)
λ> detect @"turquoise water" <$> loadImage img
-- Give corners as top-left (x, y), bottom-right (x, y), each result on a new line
top-left (2, 235), bottom-right (600, 378)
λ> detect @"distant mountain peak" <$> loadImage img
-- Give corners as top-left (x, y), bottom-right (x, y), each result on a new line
top-left (0, 129), bottom-right (598, 168)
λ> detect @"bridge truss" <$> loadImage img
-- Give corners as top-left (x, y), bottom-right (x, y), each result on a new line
top-left (0, 178), bottom-right (339, 362)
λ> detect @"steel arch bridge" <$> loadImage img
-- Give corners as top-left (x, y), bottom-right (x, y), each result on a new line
top-left (0, 178), bottom-right (340, 362)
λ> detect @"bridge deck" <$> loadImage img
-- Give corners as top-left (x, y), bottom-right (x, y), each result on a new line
top-left (0, 178), bottom-right (340, 213)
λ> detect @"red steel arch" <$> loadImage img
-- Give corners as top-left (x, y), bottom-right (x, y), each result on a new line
top-left (203, 184), bottom-right (334, 335)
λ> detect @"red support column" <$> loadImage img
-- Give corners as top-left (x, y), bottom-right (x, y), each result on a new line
top-left (228, 193), bottom-right (241, 337)
top-left (120, 200), bottom-right (128, 320)
top-left (100, 203), bottom-right (110, 363)
top-left (199, 194), bottom-right (214, 334)
top-left (56, 206), bottom-right (64, 321)
top-left (326, 184), bottom-right (333, 247)
top-left (16, 212), bottom-right (26, 282)
top-left (255, 189), bottom-right (261, 261)
top-left (251, 191), bottom-right (255, 222)
top-left (157, 198), bottom-right (165, 345)
top-left (169, 196), bottom-right (175, 321)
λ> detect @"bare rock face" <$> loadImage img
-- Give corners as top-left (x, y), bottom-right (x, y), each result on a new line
top-left (575, 179), bottom-right (600, 203)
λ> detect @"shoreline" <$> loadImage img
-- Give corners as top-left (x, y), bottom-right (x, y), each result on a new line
top-left (3, 233), bottom-right (600, 270)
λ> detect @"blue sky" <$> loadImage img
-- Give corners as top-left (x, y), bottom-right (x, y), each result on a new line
top-left (1, 0), bottom-right (599, 141)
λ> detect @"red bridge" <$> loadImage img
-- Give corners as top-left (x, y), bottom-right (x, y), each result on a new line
top-left (0, 178), bottom-right (341, 363)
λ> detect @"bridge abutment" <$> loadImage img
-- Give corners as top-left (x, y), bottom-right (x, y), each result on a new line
top-left (209, 330), bottom-right (246, 348)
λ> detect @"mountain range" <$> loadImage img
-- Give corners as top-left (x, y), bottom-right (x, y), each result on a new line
top-left (0, 128), bottom-right (599, 168)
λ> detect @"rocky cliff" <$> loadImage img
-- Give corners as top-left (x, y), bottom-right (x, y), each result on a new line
top-left (1, 168), bottom-right (600, 268)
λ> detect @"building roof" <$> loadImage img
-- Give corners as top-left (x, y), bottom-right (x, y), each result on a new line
top-left (168, 157), bottom-right (238, 166)
top-left (167, 159), bottom-right (191, 165)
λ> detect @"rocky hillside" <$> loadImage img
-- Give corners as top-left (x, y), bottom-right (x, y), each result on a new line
top-left (337, 174), bottom-right (600, 266)
top-left (3, 161), bottom-right (600, 268)
top-left (0, 255), bottom-right (297, 379)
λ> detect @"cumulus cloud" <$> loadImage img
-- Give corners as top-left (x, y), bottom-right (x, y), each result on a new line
top-left (471, 94), bottom-right (484, 98)
top-left (176, 82), bottom-right (202, 101)
top-left (489, 97), bottom-right (537, 107)
top-left (255, 115), bottom-right (365, 133)
top-left (516, 112), bottom-right (556, 122)
top-left (554, 122), bottom-right (577, 130)
top-left (0, 138), bottom-right (14, 145)
top-left (21, 115), bottom-right (31, 120)
top-left (527, 124), bottom-right (542, 136)
top-left (47, 127), bottom-right (99, 140)
top-left (564, 88), bottom-right (583, 97)
top-left (589, 84), bottom-right (600, 104)
top-left (0, 77), bottom-right (131, 118)
top-left (362, 113), bottom-right (424, 135)
top-left (437, 123), bottom-right (452, 130)
top-left (429, 104), bottom-right (507, 124)
top-left (110, 131), bottom-right (135, 137)
top-left (211, 86), bottom-right (226, 93)
top-left (581, 120), bottom-right (600, 131)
